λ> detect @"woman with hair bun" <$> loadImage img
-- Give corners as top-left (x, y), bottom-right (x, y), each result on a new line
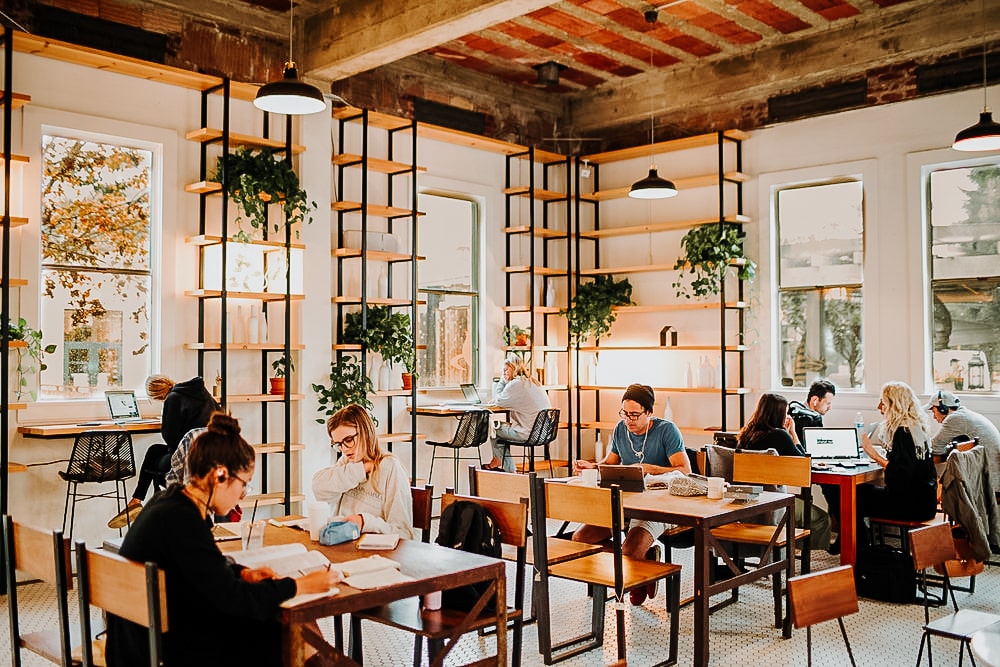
top-left (106, 412), bottom-right (338, 667)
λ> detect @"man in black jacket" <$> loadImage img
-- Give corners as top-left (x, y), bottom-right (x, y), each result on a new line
top-left (788, 378), bottom-right (840, 553)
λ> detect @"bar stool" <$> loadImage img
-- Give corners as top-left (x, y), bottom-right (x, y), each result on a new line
top-left (426, 410), bottom-right (490, 494)
top-left (59, 431), bottom-right (136, 541)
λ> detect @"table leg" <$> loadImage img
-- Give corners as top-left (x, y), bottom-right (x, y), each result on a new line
top-left (838, 479), bottom-right (858, 566)
top-left (495, 564), bottom-right (508, 663)
top-left (283, 619), bottom-right (305, 667)
top-left (693, 527), bottom-right (709, 667)
top-left (783, 503), bottom-right (794, 638)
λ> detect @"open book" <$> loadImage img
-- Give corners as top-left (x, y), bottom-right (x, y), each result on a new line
top-left (338, 554), bottom-right (413, 590)
top-left (357, 533), bottom-right (400, 550)
top-left (230, 543), bottom-right (331, 578)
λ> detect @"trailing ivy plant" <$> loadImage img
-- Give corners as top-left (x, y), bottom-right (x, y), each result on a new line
top-left (673, 223), bottom-right (756, 299)
top-left (311, 356), bottom-right (375, 424)
top-left (7, 317), bottom-right (57, 401)
top-left (343, 306), bottom-right (415, 375)
top-left (562, 275), bottom-right (634, 344)
top-left (213, 147), bottom-right (315, 243)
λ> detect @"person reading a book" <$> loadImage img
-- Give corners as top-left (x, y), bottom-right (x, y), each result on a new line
top-left (105, 412), bottom-right (338, 667)
top-left (312, 404), bottom-right (414, 540)
top-left (571, 383), bottom-right (689, 606)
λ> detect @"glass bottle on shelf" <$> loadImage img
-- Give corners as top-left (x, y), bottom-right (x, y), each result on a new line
top-left (968, 352), bottom-right (985, 390)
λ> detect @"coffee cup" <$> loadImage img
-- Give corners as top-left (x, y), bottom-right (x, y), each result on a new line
top-left (707, 477), bottom-right (728, 500)
top-left (307, 501), bottom-right (329, 541)
top-left (581, 468), bottom-right (599, 487)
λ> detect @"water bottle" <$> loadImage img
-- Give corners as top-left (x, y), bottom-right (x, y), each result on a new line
top-left (855, 412), bottom-right (864, 438)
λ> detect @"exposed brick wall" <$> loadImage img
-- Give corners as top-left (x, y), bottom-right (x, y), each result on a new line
top-left (867, 62), bottom-right (918, 106)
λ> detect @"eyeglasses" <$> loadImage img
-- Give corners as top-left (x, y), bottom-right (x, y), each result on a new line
top-left (618, 409), bottom-right (647, 421)
top-left (230, 472), bottom-right (252, 499)
top-left (330, 432), bottom-right (358, 452)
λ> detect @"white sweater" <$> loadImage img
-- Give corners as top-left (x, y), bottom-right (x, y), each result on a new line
top-left (311, 454), bottom-right (414, 540)
top-left (494, 376), bottom-right (552, 438)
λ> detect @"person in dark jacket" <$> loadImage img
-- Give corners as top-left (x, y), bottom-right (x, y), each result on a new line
top-left (108, 375), bottom-right (219, 528)
top-left (737, 392), bottom-right (831, 550)
top-left (105, 413), bottom-right (338, 667)
top-left (856, 381), bottom-right (938, 547)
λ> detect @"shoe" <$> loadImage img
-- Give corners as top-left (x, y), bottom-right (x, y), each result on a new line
top-left (481, 463), bottom-right (504, 471)
top-left (629, 586), bottom-right (648, 606)
top-left (828, 537), bottom-right (841, 555)
top-left (646, 580), bottom-right (658, 602)
top-left (108, 503), bottom-right (142, 529)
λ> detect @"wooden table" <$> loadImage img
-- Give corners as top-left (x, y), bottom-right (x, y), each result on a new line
top-left (17, 420), bottom-right (162, 438)
top-left (225, 524), bottom-right (507, 667)
top-left (811, 463), bottom-right (884, 566)
top-left (623, 489), bottom-right (796, 667)
top-left (410, 405), bottom-right (508, 417)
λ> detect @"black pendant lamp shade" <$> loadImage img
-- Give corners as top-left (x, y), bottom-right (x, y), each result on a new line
top-left (953, 109), bottom-right (1000, 152)
top-left (629, 166), bottom-right (678, 199)
top-left (253, 61), bottom-right (326, 116)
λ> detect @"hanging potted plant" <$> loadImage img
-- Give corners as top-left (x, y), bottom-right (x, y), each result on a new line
top-left (344, 306), bottom-right (415, 388)
top-left (312, 356), bottom-right (375, 423)
top-left (7, 317), bottom-right (57, 401)
top-left (562, 275), bottom-right (634, 344)
top-left (673, 222), bottom-right (756, 299)
top-left (269, 354), bottom-right (294, 395)
top-left (213, 146), bottom-right (315, 243)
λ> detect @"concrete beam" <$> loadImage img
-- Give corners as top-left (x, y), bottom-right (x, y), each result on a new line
top-left (302, 0), bottom-right (555, 80)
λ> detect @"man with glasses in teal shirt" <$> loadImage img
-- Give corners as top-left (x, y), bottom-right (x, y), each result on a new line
top-left (573, 383), bottom-right (690, 605)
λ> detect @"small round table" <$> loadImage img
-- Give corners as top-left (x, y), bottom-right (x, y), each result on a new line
top-left (971, 621), bottom-right (1000, 667)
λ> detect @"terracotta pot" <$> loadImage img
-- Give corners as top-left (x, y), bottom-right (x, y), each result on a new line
top-left (269, 377), bottom-right (285, 395)
top-left (401, 373), bottom-right (413, 391)
top-left (515, 334), bottom-right (529, 347)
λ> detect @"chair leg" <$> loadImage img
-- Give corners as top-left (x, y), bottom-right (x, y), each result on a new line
top-left (615, 606), bottom-right (626, 662)
top-left (806, 626), bottom-right (813, 667)
top-left (412, 636), bottom-right (423, 666)
top-left (61, 482), bottom-right (72, 537)
top-left (837, 617), bottom-right (857, 667)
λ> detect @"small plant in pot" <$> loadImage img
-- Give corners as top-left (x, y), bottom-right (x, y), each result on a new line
top-left (673, 222), bottom-right (756, 299)
top-left (563, 275), bottom-right (634, 345)
top-left (7, 317), bottom-right (56, 401)
top-left (269, 354), bottom-right (294, 395)
top-left (312, 355), bottom-right (375, 424)
top-left (502, 325), bottom-right (530, 347)
top-left (344, 305), bottom-right (415, 388)
top-left (213, 146), bottom-right (315, 243)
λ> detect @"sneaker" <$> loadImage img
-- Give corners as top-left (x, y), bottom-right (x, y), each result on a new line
top-left (108, 503), bottom-right (142, 529)
top-left (828, 537), bottom-right (841, 555)
top-left (629, 586), bottom-right (648, 606)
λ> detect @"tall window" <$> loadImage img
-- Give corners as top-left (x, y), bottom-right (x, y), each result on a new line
top-left (927, 162), bottom-right (1000, 393)
top-left (417, 193), bottom-right (479, 387)
top-left (775, 179), bottom-right (865, 389)
top-left (40, 133), bottom-right (154, 398)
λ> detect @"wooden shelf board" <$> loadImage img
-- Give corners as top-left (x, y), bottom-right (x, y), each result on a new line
top-left (255, 443), bottom-right (306, 454)
top-left (0, 153), bottom-right (29, 164)
top-left (333, 248), bottom-right (424, 262)
top-left (8, 461), bottom-right (28, 471)
top-left (576, 421), bottom-right (711, 433)
top-left (533, 345), bottom-right (569, 352)
top-left (579, 263), bottom-right (676, 276)
top-left (580, 172), bottom-right (749, 201)
top-left (333, 106), bottom-right (414, 131)
top-left (503, 186), bottom-right (568, 201)
top-left (184, 342), bottom-right (305, 351)
top-left (373, 390), bottom-right (416, 398)
top-left (416, 122), bottom-right (565, 163)
top-left (243, 492), bottom-right (306, 506)
top-left (332, 153), bottom-right (426, 174)
top-left (501, 306), bottom-right (565, 314)
top-left (614, 302), bottom-right (746, 313)
top-left (185, 180), bottom-right (223, 195)
top-left (8, 340), bottom-right (27, 349)
top-left (184, 290), bottom-right (304, 301)
top-left (225, 393), bottom-right (305, 403)
top-left (380, 432), bottom-right (426, 443)
top-left (576, 345), bottom-right (746, 352)
top-left (333, 344), bottom-right (363, 351)
top-left (332, 201), bottom-right (424, 218)
top-left (582, 129), bottom-right (750, 164)
top-left (579, 215), bottom-right (750, 239)
top-left (504, 266), bottom-right (569, 276)
top-left (332, 297), bottom-right (425, 306)
top-left (502, 226), bottom-right (569, 238)
top-left (2, 216), bottom-right (29, 227)
top-left (0, 91), bottom-right (30, 109)
top-left (1, 278), bottom-right (28, 287)
top-left (186, 234), bottom-right (305, 250)
top-left (576, 385), bottom-right (750, 394)
top-left (185, 128), bottom-right (305, 154)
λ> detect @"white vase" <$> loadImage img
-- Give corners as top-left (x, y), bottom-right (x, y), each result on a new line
top-left (379, 361), bottom-right (392, 393)
top-left (545, 282), bottom-right (556, 307)
top-left (545, 353), bottom-right (559, 385)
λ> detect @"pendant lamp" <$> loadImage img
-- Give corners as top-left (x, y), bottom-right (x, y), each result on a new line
top-left (630, 14), bottom-right (677, 199)
top-left (953, 0), bottom-right (1000, 151)
top-left (254, 3), bottom-right (326, 116)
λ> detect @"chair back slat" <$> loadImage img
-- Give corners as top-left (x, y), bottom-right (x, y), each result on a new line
top-left (81, 548), bottom-right (168, 632)
top-left (543, 481), bottom-right (617, 529)
top-left (789, 565), bottom-right (858, 628)
top-left (411, 484), bottom-right (434, 542)
top-left (9, 520), bottom-right (72, 586)
top-left (440, 491), bottom-right (529, 548)
top-left (450, 410), bottom-right (491, 449)
top-left (525, 409), bottom-right (559, 446)
top-left (909, 522), bottom-right (958, 571)
top-left (733, 452), bottom-right (811, 488)
top-left (471, 467), bottom-right (531, 504)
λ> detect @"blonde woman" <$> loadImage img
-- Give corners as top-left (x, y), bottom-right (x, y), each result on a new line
top-left (311, 404), bottom-right (414, 539)
top-left (856, 381), bottom-right (938, 546)
top-left (486, 356), bottom-right (551, 471)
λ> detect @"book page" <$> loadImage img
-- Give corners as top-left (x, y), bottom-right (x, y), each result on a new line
top-left (357, 533), bottom-right (400, 550)
top-left (335, 554), bottom-right (400, 578)
top-left (344, 569), bottom-right (414, 590)
top-left (230, 543), bottom-right (331, 578)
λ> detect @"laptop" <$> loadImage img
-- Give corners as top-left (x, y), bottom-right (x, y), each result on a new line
top-left (443, 383), bottom-right (483, 406)
top-left (597, 464), bottom-right (646, 493)
top-left (105, 390), bottom-right (158, 424)
top-left (802, 427), bottom-right (867, 465)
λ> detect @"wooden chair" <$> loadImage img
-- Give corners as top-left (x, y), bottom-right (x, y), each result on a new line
top-left (498, 408), bottom-right (560, 476)
top-left (909, 522), bottom-right (1000, 667)
top-left (532, 477), bottom-right (681, 666)
top-left (75, 542), bottom-right (168, 667)
top-left (351, 490), bottom-right (529, 666)
top-left (411, 483), bottom-right (435, 543)
top-left (709, 452), bottom-right (812, 629)
top-left (59, 431), bottom-right (136, 542)
top-left (426, 410), bottom-right (491, 494)
top-left (3, 515), bottom-right (75, 667)
top-left (788, 565), bottom-right (859, 667)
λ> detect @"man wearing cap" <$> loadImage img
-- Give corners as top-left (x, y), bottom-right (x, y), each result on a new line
top-left (927, 390), bottom-right (1000, 493)
top-left (572, 383), bottom-right (690, 606)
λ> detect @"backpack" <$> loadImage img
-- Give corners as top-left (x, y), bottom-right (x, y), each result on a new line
top-left (435, 500), bottom-right (502, 611)
top-left (854, 543), bottom-right (916, 603)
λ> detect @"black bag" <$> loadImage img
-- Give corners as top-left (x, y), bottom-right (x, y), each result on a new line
top-left (854, 544), bottom-right (916, 603)
top-left (435, 500), bottom-right (502, 611)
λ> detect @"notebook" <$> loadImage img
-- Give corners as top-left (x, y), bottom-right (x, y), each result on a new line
top-left (443, 383), bottom-right (483, 406)
top-left (802, 427), bottom-right (865, 462)
top-left (597, 464), bottom-right (646, 493)
top-left (105, 390), bottom-right (158, 424)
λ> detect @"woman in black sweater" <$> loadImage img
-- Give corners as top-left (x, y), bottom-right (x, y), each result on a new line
top-left (106, 413), bottom-right (338, 667)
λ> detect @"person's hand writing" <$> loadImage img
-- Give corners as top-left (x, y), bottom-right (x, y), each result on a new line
top-left (295, 567), bottom-right (340, 595)
top-left (241, 567), bottom-right (277, 583)
top-left (573, 459), bottom-right (597, 474)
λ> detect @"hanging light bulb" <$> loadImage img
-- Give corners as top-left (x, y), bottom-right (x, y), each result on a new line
top-left (629, 19), bottom-right (677, 199)
top-left (254, 3), bottom-right (326, 116)
top-left (953, 0), bottom-right (1000, 151)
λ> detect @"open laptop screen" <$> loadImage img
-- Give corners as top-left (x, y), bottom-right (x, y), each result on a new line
top-left (802, 427), bottom-right (860, 459)
top-left (459, 383), bottom-right (481, 403)
top-left (106, 390), bottom-right (141, 421)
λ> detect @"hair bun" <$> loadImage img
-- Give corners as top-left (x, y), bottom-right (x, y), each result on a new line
top-left (206, 411), bottom-right (240, 437)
